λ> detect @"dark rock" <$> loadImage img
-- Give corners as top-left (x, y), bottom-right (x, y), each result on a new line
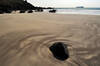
top-left (49, 42), bottom-right (69, 61)
top-left (20, 10), bottom-right (26, 13)
top-left (0, 10), bottom-right (4, 14)
top-left (27, 10), bottom-right (33, 13)
top-left (49, 9), bottom-right (56, 13)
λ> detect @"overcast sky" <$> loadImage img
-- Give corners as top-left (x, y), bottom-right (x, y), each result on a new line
top-left (27, 0), bottom-right (100, 8)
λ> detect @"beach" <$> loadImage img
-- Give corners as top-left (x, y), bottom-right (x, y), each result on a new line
top-left (0, 13), bottom-right (100, 66)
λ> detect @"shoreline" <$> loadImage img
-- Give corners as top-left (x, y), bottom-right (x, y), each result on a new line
top-left (56, 13), bottom-right (100, 16)
top-left (0, 12), bottom-right (100, 16)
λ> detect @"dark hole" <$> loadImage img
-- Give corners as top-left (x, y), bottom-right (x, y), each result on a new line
top-left (49, 42), bottom-right (69, 61)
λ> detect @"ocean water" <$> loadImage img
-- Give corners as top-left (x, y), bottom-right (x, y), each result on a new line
top-left (55, 8), bottom-right (100, 15)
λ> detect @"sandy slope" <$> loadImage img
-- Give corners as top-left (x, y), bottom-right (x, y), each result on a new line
top-left (0, 13), bottom-right (100, 66)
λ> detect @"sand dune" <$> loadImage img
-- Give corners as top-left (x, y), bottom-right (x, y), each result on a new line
top-left (0, 13), bottom-right (100, 66)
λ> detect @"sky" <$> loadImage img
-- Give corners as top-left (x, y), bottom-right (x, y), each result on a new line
top-left (27, 0), bottom-right (100, 8)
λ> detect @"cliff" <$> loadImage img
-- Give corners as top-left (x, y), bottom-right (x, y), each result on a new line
top-left (0, 0), bottom-right (35, 10)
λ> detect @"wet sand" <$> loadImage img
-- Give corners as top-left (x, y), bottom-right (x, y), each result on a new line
top-left (0, 13), bottom-right (100, 66)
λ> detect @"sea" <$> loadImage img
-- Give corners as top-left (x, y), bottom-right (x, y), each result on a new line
top-left (46, 8), bottom-right (100, 15)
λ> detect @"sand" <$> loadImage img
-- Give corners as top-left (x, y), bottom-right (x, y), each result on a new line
top-left (0, 13), bottom-right (100, 66)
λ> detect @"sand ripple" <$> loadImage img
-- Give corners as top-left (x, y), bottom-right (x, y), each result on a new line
top-left (0, 21), bottom-right (100, 66)
top-left (0, 31), bottom-right (88, 66)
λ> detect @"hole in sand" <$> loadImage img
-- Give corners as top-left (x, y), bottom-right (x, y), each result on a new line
top-left (49, 42), bottom-right (69, 61)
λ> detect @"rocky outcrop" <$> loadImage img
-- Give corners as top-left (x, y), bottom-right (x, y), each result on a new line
top-left (0, 0), bottom-right (35, 10)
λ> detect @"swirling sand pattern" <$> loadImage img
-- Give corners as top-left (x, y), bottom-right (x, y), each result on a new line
top-left (0, 31), bottom-right (87, 66)
top-left (0, 14), bottom-right (100, 66)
